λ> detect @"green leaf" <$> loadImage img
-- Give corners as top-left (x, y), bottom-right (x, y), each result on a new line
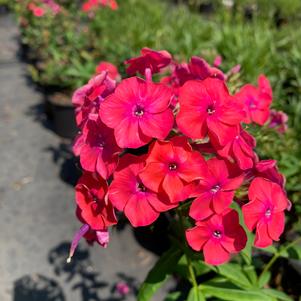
top-left (216, 263), bottom-right (253, 289)
top-left (163, 291), bottom-right (181, 301)
top-left (187, 287), bottom-right (206, 301)
top-left (200, 285), bottom-right (273, 301)
top-left (137, 247), bottom-right (182, 301)
top-left (258, 271), bottom-right (271, 288)
top-left (263, 288), bottom-right (293, 301)
top-left (280, 244), bottom-right (301, 260)
top-left (243, 265), bottom-right (258, 286)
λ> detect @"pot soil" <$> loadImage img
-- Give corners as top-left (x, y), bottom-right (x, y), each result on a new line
top-left (48, 92), bottom-right (78, 139)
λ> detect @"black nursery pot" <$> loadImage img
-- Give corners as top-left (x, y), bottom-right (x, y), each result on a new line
top-left (52, 103), bottom-right (78, 139)
top-left (48, 93), bottom-right (78, 139)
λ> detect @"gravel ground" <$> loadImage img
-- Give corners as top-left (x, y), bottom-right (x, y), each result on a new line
top-left (0, 14), bottom-right (170, 301)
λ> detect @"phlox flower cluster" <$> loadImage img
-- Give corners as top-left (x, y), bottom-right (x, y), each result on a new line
top-left (82, 0), bottom-right (118, 12)
top-left (27, 0), bottom-right (61, 17)
top-left (69, 48), bottom-right (290, 265)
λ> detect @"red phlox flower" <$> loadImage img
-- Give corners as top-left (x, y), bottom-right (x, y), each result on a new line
top-left (99, 77), bottom-right (174, 148)
top-left (254, 159), bottom-right (285, 188)
top-left (212, 125), bottom-right (256, 170)
top-left (139, 137), bottom-right (206, 203)
top-left (28, 3), bottom-right (45, 17)
top-left (72, 72), bottom-right (116, 127)
top-left (100, 0), bottom-right (118, 10)
top-left (176, 78), bottom-right (245, 145)
top-left (125, 48), bottom-right (172, 76)
top-left (189, 158), bottom-right (243, 221)
top-left (186, 209), bottom-right (247, 265)
top-left (96, 61), bottom-right (121, 81)
top-left (73, 117), bottom-right (121, 179)
top-left (108, 154), bottom-right (176, 227)
top-left (235, 74), bottom-right (272, 125)
top-left (188, 56), bottom-right (225, 81)
top-left (82, 0), bottom-right (99, 12)
top-left (242, 177), bottom-right (289, 248)
top-left (76, 172), bottom-right (117, 231)
top-left (268, 109), bottom-right (288, 133)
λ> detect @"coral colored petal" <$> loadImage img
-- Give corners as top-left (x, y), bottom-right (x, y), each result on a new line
top-left (114, 118), bottom-right (150, 148)
top-left (139, 109), bottom-right (174, 140)
top-left (212, 191), bottom-right (234, 214)
top-left (185, 225), bottom-right (211, 251)
top-left (272, 184), bottom-right (289, 211)
top-left (242, 199), bottom-right (265, 231)
top-left (233, 140), bottom-right (254, 170)
top-left (109, 170), bottom-right (136, 211)
top-left (203, 239), bottom-right (230, 265)
top-left (124, 194), bottom-right (159, 227)
top-left (267, 212), bottom-right (285, 241)
top-left (146, 140), bottom-right (174, 163)
top-left (248, 177), bottom-right (273, 202)
top-left (80, 145), bottom-right (99, 172)
top-left (146, 192), bottom-right (176, 212)
top-left (176, 109), bottom-right (208, 139)
top-left (207, 158), bottom-right (229, 181)
top-left (254, 222), bottom-right (273, 248)
top-left (162, 173), bottom-right (184, 203)
top-left (189, 195), bottom-right (214, 221)
top-left (223, 175), bottom-right (244, 190)
top-left (145, 82), bottom-right (173, 113)
top-left (251, 109), bottom-right (270, 125)
top-left (139, 162), bottom-right (165, 192)
top-left (208, 119), bottom-right (239, 146)
top-left (178, 151), bottom-right (206, 182)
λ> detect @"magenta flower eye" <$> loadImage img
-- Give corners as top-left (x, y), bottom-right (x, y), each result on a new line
top-left (134, 106), bottom-right (144, 117)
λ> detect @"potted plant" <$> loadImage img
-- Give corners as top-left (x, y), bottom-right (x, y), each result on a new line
top-left (67, 48), bottom-right (298, 301)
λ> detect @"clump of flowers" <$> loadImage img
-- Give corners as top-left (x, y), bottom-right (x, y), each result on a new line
top-left (27, 0), bottom-right (61, 17)
top-left (82, 0), bottom-right (118, 12)
top-left (69, 48), bottom-right (290, 270)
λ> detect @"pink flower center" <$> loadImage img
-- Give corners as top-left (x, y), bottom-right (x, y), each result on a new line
top-left (213, 230), bottom-right (222, 239)
top-left (168, 163), bottom-right (178, 171)
top-left (247, 97), bottom-right (257, 109)
top-left (207, 104), bottom-right (216, 115)
top-left (210, 184), bottom-right (220, 194)
top-left (134, 105), bottom-right (144, 117)
top-left (265, 208), bottom-right (272, 218)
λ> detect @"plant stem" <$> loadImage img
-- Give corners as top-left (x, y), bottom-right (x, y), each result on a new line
top-left (259, 236), bottom-right (301, 279)
top-left (176, 208), bottom-right (202, 301)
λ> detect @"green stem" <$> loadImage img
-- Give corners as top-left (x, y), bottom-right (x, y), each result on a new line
top-left (176, 208), bottom-right (202, 301)
top-left (259, 236), bottom-right (301, 279)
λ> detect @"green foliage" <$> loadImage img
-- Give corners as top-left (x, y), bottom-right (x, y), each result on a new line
top-left (137, 246), bottom-right (182, 301)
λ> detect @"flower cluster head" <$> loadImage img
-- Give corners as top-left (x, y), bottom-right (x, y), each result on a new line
top-left (82, 0), bottom-right (118, 12)
top-left (70, 48), bottom-right (290, 266)
top-left (28, 0), bottom-right (61, 17)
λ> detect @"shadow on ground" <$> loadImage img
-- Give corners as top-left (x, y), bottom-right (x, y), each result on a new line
top-left (14, 242), bottom-right (139, 301)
